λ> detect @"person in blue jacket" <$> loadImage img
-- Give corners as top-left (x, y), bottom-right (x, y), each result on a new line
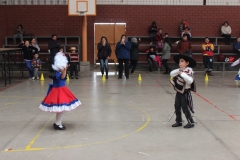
top-left (116, 35), bottom-right (131, 79)
top-left (233, 37), bottom-right (240, 58)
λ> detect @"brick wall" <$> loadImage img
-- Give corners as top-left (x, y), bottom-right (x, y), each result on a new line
top-left (0, 5), bottom-right (240, 63)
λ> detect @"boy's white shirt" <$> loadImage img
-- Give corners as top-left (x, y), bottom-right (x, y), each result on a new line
top-left (170, 67), bottom-right (194, 89)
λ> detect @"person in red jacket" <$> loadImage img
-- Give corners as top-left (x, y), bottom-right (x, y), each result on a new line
top-left (202, 37), bottom-right (214, 76)
top-left (155, 28), bottom-right (163, 53)
top-left (176, 35), bottom-right (192, 55)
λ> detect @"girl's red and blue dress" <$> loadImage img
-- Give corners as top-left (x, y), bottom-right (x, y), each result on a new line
top-left (39, 71), bottom-right (81, 112)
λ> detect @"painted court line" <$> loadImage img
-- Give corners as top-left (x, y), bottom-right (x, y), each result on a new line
top-left (3, 106), bottom-right (150, 152)
top-left (194, 92), bottom-right (239, 122)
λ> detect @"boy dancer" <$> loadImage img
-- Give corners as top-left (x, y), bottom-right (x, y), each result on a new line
top-left (170, 53), bottom-right (196, 129)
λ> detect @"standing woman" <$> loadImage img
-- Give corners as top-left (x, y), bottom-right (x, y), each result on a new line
top-left (129, 37), bottom-right (141, 74)
top-left (18, 40), bottom-right (38, 79)
top-left (162, 33), bottom-right (172, 74)
top-left (221, 21), bottom-right (232, 45)
top-left (97, 36), bottom-right (112, 79)
top-left (116, 34), bottom-right (131, 79)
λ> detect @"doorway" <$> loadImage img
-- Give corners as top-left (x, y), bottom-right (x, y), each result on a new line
top-left (94, 23), bottom-right (126, 64)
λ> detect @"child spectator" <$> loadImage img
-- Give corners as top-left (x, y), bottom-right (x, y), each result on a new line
top-left (233, 37), bottom-right (240, 58)
top-left (147, 46), bottom-right (161, 71)
top-left (148, 21), bottom-right (158, 45)
top-left (13, 24), bottom-right (24, 44)
top-left (170, 53), bottom-right (196, 129)
top-left (31, 53), bottom-right (42, 80)
top-left (221, 21), bottom-right (231, 45)
top-left (69, 47), bottom-right (79, 79)
top-left (202, 37), bottom-right (214, 76)
top-left (39, 52), bottom-right (81, 130)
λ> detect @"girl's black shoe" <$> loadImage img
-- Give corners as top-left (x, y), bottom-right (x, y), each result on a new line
top-left (53, 123), bottom-right (66, 130)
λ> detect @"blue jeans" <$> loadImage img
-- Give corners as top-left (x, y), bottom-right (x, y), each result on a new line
top-left (99, 58), bottom-right (108, 75)
top-left (25, 60), bottom-right (34, 78)
top-left (203, 56), bottom-right (213, 70)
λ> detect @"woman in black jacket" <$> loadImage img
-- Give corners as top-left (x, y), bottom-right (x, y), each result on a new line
top-left (18, 40), bottom-right (38, 79)
top-left (97, 36), bottom-right (112, 79)
top-left (129, 37), bottom-right (141, 74)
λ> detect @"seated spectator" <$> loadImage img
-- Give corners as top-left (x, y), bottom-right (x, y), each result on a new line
top-left (147, 46), bottom-right (161, 72)
top-left (148, 21), bottom-right (158, 45)
top-left (182, 28), bottom-right (191, 41)
top-left (18, 40), bottom-right (38, 79)
top-left (233, 37), bottom-right (240, 58)
top-left (221, 21), bottom-right (232, 45)
top-left (180, 20), bottom-right (191, 40)
top-left (202, 37), bottom-right (214, 76)
top-left (176, 35), bottom-right (192, 55)
top-left (30, 37), bottom-right (40, 52)
top-left (155, 29), bottom-right (163, 53)
top-left (13, 24), bottom-right (24, 45)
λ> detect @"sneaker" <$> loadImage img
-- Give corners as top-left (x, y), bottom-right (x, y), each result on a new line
top-left (71, 76), bottom-right (74, 79)
top-left (37, 77), bottom-right (39, 80)
top-left (76, 76), bottom-right (79, 79)
top-left (32, 77), bottom-right (35, 80)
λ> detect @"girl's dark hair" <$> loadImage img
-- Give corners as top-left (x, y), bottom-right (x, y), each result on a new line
top-left (120, 34), bottom-right (126, 41)
top-left (18, 24), bottom-right (23, 28)
top-left (223, 21), bottom-right (229, 25)
top-left (100, 36), bottom-right (108, 44)
top-left (152, 21), bottom-right (156, 25)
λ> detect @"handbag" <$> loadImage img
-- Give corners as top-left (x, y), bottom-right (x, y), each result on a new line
top-left (156, 41), bottom-right (163, 49)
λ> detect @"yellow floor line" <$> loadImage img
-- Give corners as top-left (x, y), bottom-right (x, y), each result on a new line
top-left (25, 114), bottom-right (55, 150)
top-left (3, 105), bottom-right (150, 152)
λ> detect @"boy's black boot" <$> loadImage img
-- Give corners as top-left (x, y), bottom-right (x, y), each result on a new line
top-left (184, 118), bottom-right (195, 129)
top-left (172, 122), bottom-right (182, 127)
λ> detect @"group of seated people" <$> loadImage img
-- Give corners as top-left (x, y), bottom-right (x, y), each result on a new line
top-left (147, 20), bottom-right (239, 75)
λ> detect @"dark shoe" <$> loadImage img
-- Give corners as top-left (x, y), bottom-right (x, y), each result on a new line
top-left (118, 77), bottom-right (122, 79)
top-left (76, 76), bottom-right (79, 79)
top-left (208, 71), bottom-right (214, 76)
top-left (71, 76), bottom-right (74, 79)
top-left (172, 122), bottom-right (182, 127)
top-left (183, 123), bottom-right (194, 129)
top-left (53, 123), bottom-right (66, 130)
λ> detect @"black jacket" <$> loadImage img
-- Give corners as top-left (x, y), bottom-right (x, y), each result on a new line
top-left (18, 44), bottom-right (38, 60)
top-left (48, 40), bottom-right (61, 56)
top-left (130, 41), bottom-right (140, 61)
top-left (97, 43), bottom-right (112, 59)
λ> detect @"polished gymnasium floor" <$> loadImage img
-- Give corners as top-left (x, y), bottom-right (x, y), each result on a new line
top-left (0, 69), bottom-right (240, 160)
